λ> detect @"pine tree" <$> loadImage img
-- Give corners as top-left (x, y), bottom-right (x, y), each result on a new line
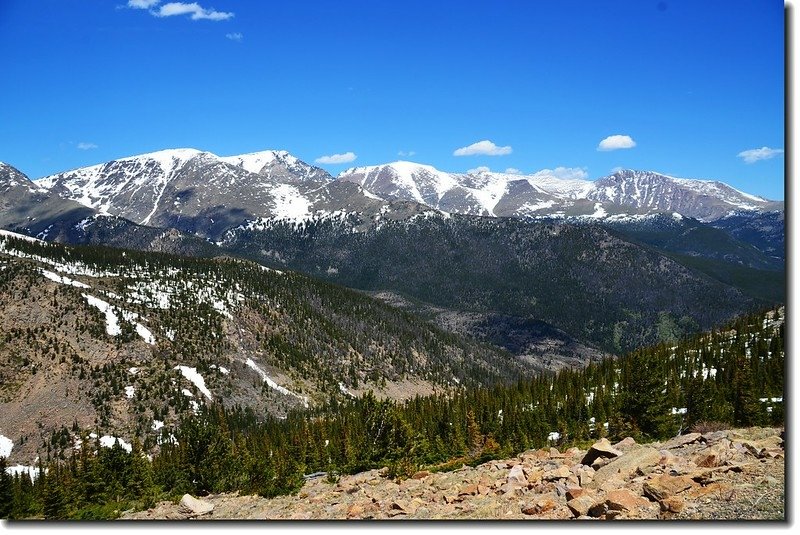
top-left (731, 352), bottom-right (762, 426)
top-left (465, 409), bottom-right (483, 457)
top-left (42, 469), bottom-right (67, 520)
top-left (619, 350), bottom-right (676, 439)
top-left (0, 457), bottom-right (12, 518)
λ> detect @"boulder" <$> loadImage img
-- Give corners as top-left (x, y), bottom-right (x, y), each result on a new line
top-left (567, 493), bottom-right (599, 518)
top-left (524, 467), bottom-right (544, 483)
top-left (577, 466), bottom-right (595, 487)
top-left (459, 484), bottom-right (479, 496)
top-left (614, 437), bottom-right (637, 450)
top-left (580, 438), bottom-right (624, 466)
top-left (605, 488), bottom-right (650, 512)
top-left (642, 474), bottom-right (694, 502)
top-left (522, 495), bottom-right (558, 516)
top-left (179, 494), bottom-right (214, 516)
top-left (590, 447), bottom-right (661, 489)
top-left (507, 464), bottom-right (526, 484)
top-left (498, 482), bottom-right (523, 496)
top-left (701, 431), bottom-right (727, 444)
top-left (346, 504), bottom-right (364, 518)
top-left (693, 451), bottom-right (720, 468)
top-left (662, 432), bottom-right (702, 449)
top-left (543, 465), bottom-right (572, 481)
top-left (661, 495), bottom-right (685, 513)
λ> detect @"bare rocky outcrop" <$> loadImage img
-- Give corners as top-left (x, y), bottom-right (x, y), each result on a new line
top-left (121, 427), bottom-right (784, 521)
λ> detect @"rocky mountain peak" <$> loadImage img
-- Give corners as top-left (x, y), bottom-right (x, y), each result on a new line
top-left (1, 162), bottom-right (45, 194)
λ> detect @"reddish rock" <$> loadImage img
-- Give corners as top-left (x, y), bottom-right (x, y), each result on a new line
top-left (525, 468), bottom-right (543, 484)
top-left (522, 496), bottom-right (558, 515)
top-left (459, 484), bottom-right (479, 496)
top-left (411, 470), bottom-right (430, 480)
top-left (567, 494), bottom-right (598, 518)
top-left (694, 452), bottom-right (720, 468)
top-left (565, 447), bottom-right (582, 458)
top-left (643, 474), bottom-right (694, 501)
top-left (598, 476), bottom-right (626, 493)
top-left (346, 504), bottom-right (364, 518)
top-left (566, 487), bottom-right (587, 501)
top-left (661, 495), bottom-right (685, 513)
top-left (605, 489), bottom-right (649, 512)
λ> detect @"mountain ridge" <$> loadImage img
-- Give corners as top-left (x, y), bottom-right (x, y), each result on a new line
top-left (32, 150), bottom-right (781, 232)
top-left (338, 161), bottom-right (780, 221)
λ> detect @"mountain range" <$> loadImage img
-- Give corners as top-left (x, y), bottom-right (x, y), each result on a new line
top-left (1, 150), bottom-right (785, 355)
top-left (28, 150), bottom-right (783, 234)
top-left (338, 162), bottom-right (782, 221)
top-left (0, 147), bottom-right (786, 472)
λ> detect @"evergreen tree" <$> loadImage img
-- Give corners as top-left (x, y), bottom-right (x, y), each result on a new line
top-left (42, 469), bottom-right (67, 520)
top-left (0, 457), bottom-right (12, 518)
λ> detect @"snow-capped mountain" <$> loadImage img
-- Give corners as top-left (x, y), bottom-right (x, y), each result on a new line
top-left (338, 163), bottom-right (779, 221)
top-left (38, 149), bottom-right (406, 239)
top-left (219, 149), bottom-right (331, 183)
top-left (587, 169), bottom-right (779, 222)
top-left (35, 149), bottom-right (781, 244)
top-left (1, 162), bottom-right (96, 239)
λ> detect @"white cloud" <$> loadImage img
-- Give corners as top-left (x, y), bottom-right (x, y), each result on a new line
top-left (597, 134), bottom-right (636, 151)
top-left (127, 0), bottom-right (160, 8)
top-left (532, 166), bottom-right (589, 180)
top-left (467, 166), bottom-right (491, 174)
top-left (126, 1), bottom-right (233, 21)
top-left (77, 142), bottom-right (98, 150)
top-left (140, 2), bottom-right (233, 21)
top-left (737, 146), bottom-right (784, 164)
top-left (315, 152), bottom-right (357, 164)
top-left (504, 168), bottom-right (522, 175)
top-left (610, 166), bottom-right (625, 174)
top-left (398, 150), bottom-right (416, 157)
top-left (226, 32), bottom-right (243, 42)
top-left (454, 140), bottom-right (512, 156)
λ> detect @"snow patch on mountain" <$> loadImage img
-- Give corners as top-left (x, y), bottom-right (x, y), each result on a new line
top-left (0, 434), bottom-right (13, 458)
top-left (83, 294), bottom-right (122, 336)
top-left (245, 358), bottom-right (309, 408)
top-left (0, 229), bottom-right (45, 244)
top-left (99, 435), bottom-right (132, 453)
top-left (271, 184), bottom-right (312, 221)
top-left (220, 150), bottom-right (293, 174)
top-left (5, 465), bottom-right (41, 482)
top-left (174, 365), bottom-right (213, 400)
top-left (39, 268), bottom-right (91, 289)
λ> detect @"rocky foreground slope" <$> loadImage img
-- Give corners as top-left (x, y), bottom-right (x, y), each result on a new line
top-left (122, 426), bottom-right (784, 521)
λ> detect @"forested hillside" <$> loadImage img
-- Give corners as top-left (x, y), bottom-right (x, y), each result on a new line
top-left (0, 231), bottom-right (526, 468)
top-left (222, 214), bottom-right (767, 353)
top-left (1, 306), bottom-right (783, 519)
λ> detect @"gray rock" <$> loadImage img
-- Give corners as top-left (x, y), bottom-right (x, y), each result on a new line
top-left (580, 438), bottom-right (624, 466)
top-left (179, 494), bottom-right (214, 516)
top-left (663, 432), bottom-right (703, 449)
top-left (589, 447), bottom-right (662, 489)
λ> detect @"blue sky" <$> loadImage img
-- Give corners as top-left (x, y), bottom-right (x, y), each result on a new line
top-left (0, 0), bottom-right (786, 199)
